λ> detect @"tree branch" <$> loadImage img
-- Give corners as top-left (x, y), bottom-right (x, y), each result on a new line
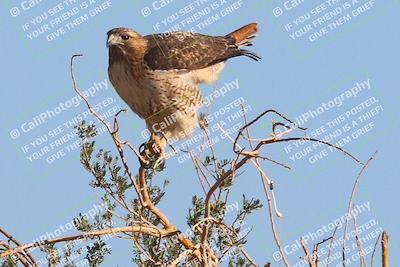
top-left (0, 227), bottom-right (37, 266)
top-left (381, 231), bottom-right (389, 267)
top-left (0, 226), bottom-right (176, 258)
top-left (342, 151), bottom-right (378, 266)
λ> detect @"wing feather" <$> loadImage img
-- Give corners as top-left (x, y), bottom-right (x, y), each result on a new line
top-left (143, 32), bottom-right (250, 71)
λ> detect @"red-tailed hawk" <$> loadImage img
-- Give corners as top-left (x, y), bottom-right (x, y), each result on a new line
top-left (107, 23), bottom-right (260, 145)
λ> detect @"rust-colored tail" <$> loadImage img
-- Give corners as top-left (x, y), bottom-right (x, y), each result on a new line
top-left (227, 23), bottom-right (258, 46)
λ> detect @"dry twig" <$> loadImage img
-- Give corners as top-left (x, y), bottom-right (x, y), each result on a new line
top-left (370, 232), bottom-right (381, 267)
top-left (342, 151), bottom-right (378, 266)
top-left (381, 232), bottom-right (389, 267)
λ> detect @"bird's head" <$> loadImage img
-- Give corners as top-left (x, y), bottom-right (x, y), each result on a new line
top-left (106, 28), bottom-right (146, 50)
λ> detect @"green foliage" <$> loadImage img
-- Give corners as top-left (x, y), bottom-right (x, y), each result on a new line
top-left (0, 257), bottom-right (16, 267)
top-left (86, 239), bottom-right (110, 267)
top-left (32, 120), bottom-right (263, 266)
top-left (60, 242), bottom-right (82, 267)
top-left (228, 252), bottom-right (249, 267)
top-left (187, 196), bottom-right (205, 228)
top-left (40, 244), bottom-right (60, 267)
top-left (236, 195), bottom-right (263, 225)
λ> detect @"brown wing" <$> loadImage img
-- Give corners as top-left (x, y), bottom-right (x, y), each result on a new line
top-left (143, 32), bottom-right (259, 71)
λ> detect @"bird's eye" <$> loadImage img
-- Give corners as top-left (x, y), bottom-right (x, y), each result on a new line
top-left (121, 35), bottom-right (130, 41)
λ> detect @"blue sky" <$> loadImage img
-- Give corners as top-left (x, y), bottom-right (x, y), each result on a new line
top-left (1, 0), bottom-right (399, 266)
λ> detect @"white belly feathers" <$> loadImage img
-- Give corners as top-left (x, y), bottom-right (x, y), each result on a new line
top-left (108, 61), bottom-right (225, 140)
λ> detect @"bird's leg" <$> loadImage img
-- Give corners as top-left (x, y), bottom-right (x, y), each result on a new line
top-left (152, 133), bottom-right (168, 169)
top-left (140, 132), bottom-right (167, 169)
top-left (150, 132), bottom-right (166, 157)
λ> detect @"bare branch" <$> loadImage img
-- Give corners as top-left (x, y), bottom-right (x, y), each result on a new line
top-left (342, 151), bottom-right (378, 266)
top-left (381, 231), bottom-right (389, 267)
top-left (228, 108), bottom-right (289, 267)
top-left (353, 213), bottom-right (367, 267)
top-left (326, 224), bottom-right (339, 267)
top-left (233, 109), bottom-right (307, 153)
top-left (259, 137), bottom-right (363, 165)
top-left (370, 232), bottom-right (381, 267)
top-left (300, 238), bottom-right (314, 267)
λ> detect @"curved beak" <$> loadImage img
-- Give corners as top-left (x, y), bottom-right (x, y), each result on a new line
top-left (107, 34), bottom-right (121, 47)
